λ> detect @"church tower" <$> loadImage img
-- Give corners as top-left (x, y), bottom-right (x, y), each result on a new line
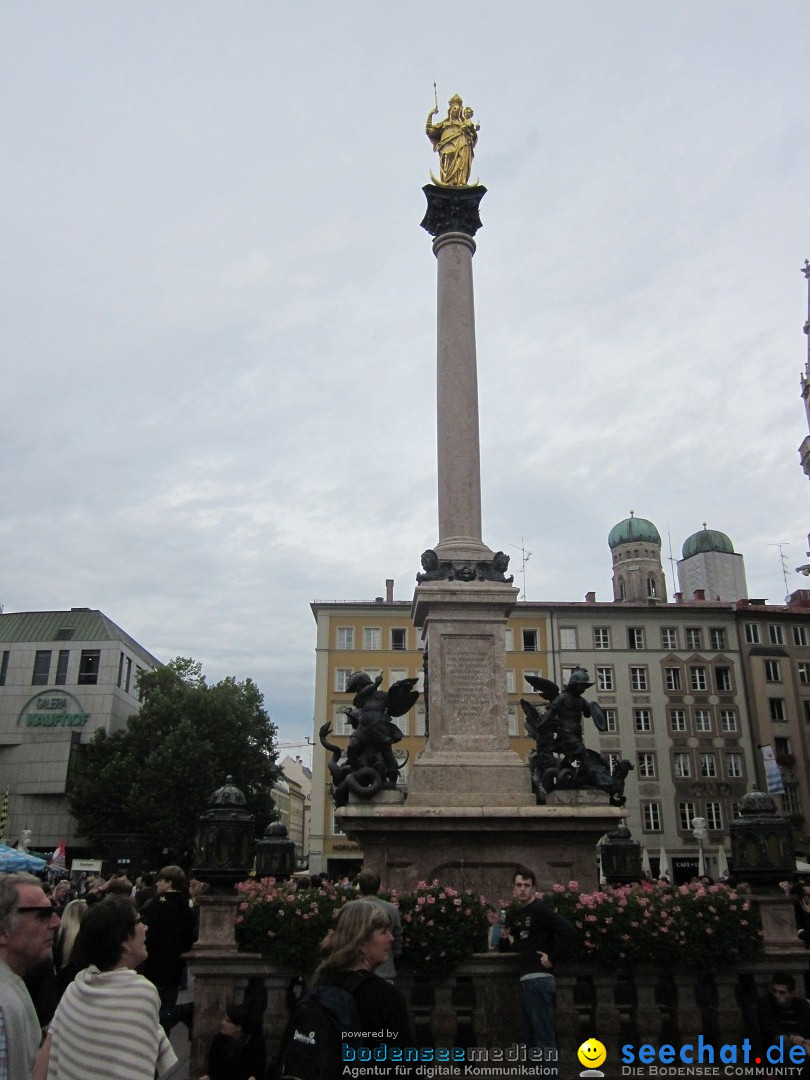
top-left (677, 525), bottom-right (748, 602)
top-left (608, 512), bottom-right (667, 603)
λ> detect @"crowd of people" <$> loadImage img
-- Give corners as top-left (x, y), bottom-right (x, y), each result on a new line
top-left (1, 863), bottom-right (810, 1078)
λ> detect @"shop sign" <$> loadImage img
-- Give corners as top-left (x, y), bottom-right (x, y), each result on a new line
top-left (18, 691), bottom-right (90, 729)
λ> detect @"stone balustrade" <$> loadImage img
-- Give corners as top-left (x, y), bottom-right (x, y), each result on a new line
top-left (187, 948), bottom-right (809, 1080)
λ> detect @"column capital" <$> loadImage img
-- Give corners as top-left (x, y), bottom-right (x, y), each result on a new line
top-left (421, 184), bottom-right (486, 239)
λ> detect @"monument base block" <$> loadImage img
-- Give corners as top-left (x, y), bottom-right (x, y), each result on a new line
top-left (338, 796), bottom-right (624, 900)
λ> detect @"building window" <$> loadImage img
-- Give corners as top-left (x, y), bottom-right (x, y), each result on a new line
top-left (745, 623), bottom-right (761, 645)
top-left (560, 628), bottom-right (577, 650)
top-left (390, 628), bottom-right (408, 651)
top-left (32, 650), bottom-right (52, 686)
top-left (415, 706), bottom-right (426, 736)
top-left (55, 650), bottom-right (69, 686)
top-left (647, 576), bottom-right (658, 599)
top-left (661, 627), bottom-right (678, 650)
top-left (0, 651), bottom-right (8, 686)
top-left (774, 736), bottom-right (791, 758)
top-left (700, 753), bottom-right (718, 778)
top-left (765, 660), bottom-right (782, 683)
top-left (596, 666), bottom-right (614, 692)
top-left (799, 663), bottom-right (810, 686)
top-left (522, 670), bottom-right (541, 693)
top-left (805, 701), bottom-right (810, 724)
top-left (561, 666), bottom-right (577, 685)
top-left (397, 712), bottom-right (409, 737)
top-left (606, 752), bottom-right (623, 772)
top-left (664, 667), bottom-right (682, 692)
top-left (637, 752), bottom-right (656, 778)
top-left (593, 627), bottom-right (611, 650)
top-left (335, 668), bottom-right (353, 693)
top-left (769, 698), bottom-right (786, 722)
top-left (769, 625), bottom-right (785, 646)
top-left (389, 668), bottom-right (408, 686)
top-left (642, 803), bottom-right (662, 832)
top-left (117, 652), bottom-right (124, 688)
top-left (794, 626), bottom-right (809, 647)
top-left (618, 577), bottom-right (626, 600)
top-left (628, 628), bottom-right (645, 650)
top-left (725, 753), bottom-right (743, 778)
top-left (783, 784), bottom-right (802, 815)
top-left (694, 709), bottom-right (712, 733)
top-left (715, 666), bottom-right (732, 692)
top-left (673, 752), bottom-right (691, 778)
top-left (670, 709), bottom-right (686, 733)
top-left (504, 629), bottom-right (514, 651)
top-left (507, 706), bottom-right (518, 736)
top-left (678, 802), bottom-right (698, 831)
top-left (690, 666), bottom-right (707, 692)
top-left (506, 670), bottom-right (516, 693)
top-left (634, 708), bottom-right (652, 732)
top-left (77, 650), bottom-right (101, 686)
top-left (710, 628), bottom-right (727, 651)
top-left (630, 667), bottom-right (648, 691)
top-left (331, 809), bottom-right (344, 836)
top-left (603, 708), bottom-right (617, 732)
top-left (124, 657), bottom-right (132, 694)
top-left (336, 627), bottom-right (354, 650)
top-left (362, 628), bottom-right (381, 650)
top-left (685, 628), bottom-right (702, 650)
top-left (522, 629), bottom-right (538, 652)
top-left (332, 707), bottom-right (351, 736)
top-left (720, 709), bottom-right (738, 733)
top-left (705, 803), bottom-right (723, 831)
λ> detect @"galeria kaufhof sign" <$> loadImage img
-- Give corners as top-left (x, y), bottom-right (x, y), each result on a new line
top-left (18, 692), bottom-right (89, 729)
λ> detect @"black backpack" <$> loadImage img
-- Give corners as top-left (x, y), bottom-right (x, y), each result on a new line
top-left (276, 971), bottom-right (374, 1080)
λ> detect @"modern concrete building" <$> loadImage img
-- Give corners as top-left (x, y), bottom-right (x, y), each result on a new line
top-left (0, 609), bottom-right (160, 849)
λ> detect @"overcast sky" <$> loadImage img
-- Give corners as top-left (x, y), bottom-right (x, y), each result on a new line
top-left (3, 2), bottom-right (808, 760)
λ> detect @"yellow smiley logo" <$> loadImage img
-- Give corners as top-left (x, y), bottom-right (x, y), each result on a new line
top-left (577, 1038), bottom-right (607, 1069)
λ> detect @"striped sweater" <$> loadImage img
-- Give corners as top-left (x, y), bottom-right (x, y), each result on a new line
top-left (47, 965), bottom-right (177, 1079)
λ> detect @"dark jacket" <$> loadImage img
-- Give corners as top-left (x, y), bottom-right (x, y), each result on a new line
top-left (502, 898), bottom-right (578, 976)
top-left (140, 890), bottom-right (195, 987)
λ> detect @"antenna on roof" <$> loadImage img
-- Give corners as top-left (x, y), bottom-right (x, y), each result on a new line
top-left (665, 521), bottom-right (677, 593)
top-left (510, 537), bottom-right (532, 600)
top-left (769, 542), bottom-right (791, 601)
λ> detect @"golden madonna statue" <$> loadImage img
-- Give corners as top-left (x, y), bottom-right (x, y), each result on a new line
top-left (426, 91), bottom-right (480, 187)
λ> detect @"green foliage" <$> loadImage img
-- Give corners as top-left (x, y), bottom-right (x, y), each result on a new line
top-left (68, 657), bottom-right (280, 861)
top-left (398, 880), bottom-right (492, 974)
top-left (235, 878), bottom-right (348, 973)
top-left (234, 878), bottom-right (492, 978)
top-left (541, 879), bottom-right (763, 968)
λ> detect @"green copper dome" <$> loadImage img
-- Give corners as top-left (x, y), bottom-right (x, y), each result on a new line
top-left (682, 527), bottom-right (734, 559)
top-left (608, 514), bottom-right (661, 550)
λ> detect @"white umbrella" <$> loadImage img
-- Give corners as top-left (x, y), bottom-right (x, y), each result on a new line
top-left (717, 845), bottom-right (730, 880)
top-left (641, 847), bottom-right (652, 879)
top-left (658, 848), bottom-right (672, 883)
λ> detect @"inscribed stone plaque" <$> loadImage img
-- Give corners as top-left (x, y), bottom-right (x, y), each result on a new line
top-left (440, 635), bottom-right (496, 738)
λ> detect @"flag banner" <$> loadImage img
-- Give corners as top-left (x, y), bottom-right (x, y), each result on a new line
top-left (761, 744), bottom-right (785, 795)
top-left (50, 839), bottom-right (66, 869)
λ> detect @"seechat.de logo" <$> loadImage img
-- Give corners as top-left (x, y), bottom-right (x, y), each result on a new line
top-left (578, 1037), bottom-right (607, 1077)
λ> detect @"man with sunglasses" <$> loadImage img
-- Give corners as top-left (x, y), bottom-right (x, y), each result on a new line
top-left (0, 872), bottom-right (60, 1078)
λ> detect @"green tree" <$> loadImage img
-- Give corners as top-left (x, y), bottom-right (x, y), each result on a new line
top-left (68, 658), bottom-right (280, 863)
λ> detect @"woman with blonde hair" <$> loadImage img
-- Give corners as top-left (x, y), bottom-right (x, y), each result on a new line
top-left (54, 899), bottom-right (87, 998)
top-left (314, 900), bottom-right (413, 1072)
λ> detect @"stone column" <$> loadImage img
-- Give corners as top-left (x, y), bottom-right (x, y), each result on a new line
top-left (421, 184), bottom-right (492, 564)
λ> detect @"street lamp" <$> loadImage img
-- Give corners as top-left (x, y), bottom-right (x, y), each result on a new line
top-left (691, 816), bottom-right (708, 877)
